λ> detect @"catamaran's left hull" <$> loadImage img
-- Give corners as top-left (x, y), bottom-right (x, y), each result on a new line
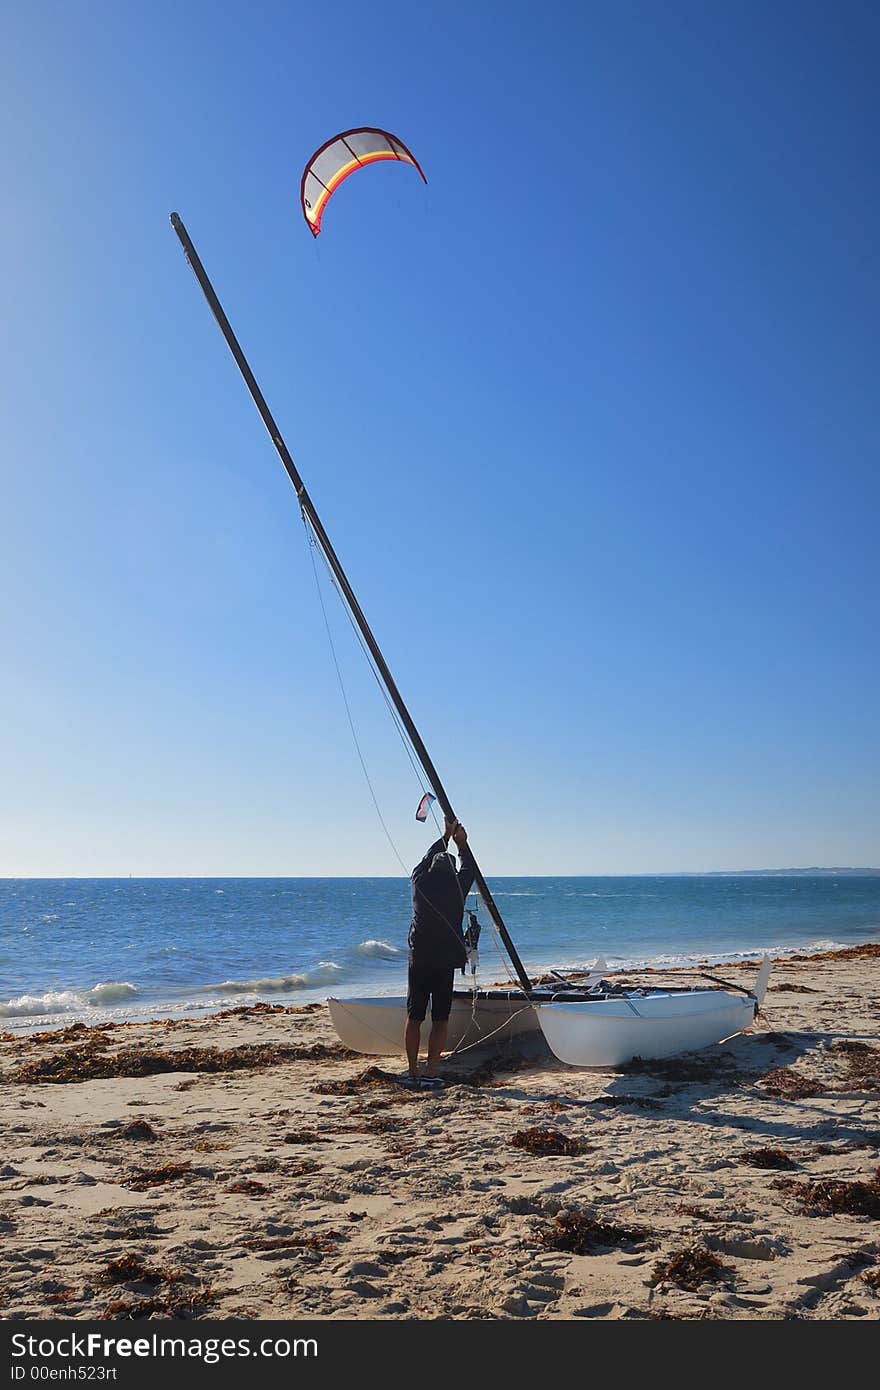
top-left (327, 994), bottom-right (539, 1056)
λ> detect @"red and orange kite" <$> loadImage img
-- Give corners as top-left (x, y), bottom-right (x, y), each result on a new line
top-left (300, 127), bottom-right (426, 237)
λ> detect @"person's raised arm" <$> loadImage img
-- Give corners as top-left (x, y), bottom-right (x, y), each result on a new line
top-left (452, 823), bottom-right (476, 897)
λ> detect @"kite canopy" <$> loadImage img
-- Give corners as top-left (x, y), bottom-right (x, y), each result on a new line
top-left (300, 127), bottom-right (426, 236)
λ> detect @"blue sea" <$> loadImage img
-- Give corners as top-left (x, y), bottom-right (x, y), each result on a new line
top-left (1, 875), bottom-right (879, 1033)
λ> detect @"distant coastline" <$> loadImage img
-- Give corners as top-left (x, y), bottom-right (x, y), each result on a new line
top-left (685, 867), bottom-right (880, 877)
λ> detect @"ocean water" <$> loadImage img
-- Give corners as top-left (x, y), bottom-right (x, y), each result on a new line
top-left (1, 875), bottom-right (878, 1033)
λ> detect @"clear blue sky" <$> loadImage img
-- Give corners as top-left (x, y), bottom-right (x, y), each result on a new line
top-left (1, 2), bottom-right (877, 876)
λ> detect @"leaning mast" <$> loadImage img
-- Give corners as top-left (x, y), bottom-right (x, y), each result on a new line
top-left (170, 213), bottom-right (533, 994)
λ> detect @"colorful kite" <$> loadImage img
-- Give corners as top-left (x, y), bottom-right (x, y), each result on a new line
top-left (415, 792), bottom-right (436, 823)
top-left (300, 127), bottom-right (427, 237)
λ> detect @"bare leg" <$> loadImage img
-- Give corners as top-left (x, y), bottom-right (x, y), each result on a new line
top-left (404, 1019), bottom-right (422, 1077)
top-left (425, 1019), bottom-right (448, 1076)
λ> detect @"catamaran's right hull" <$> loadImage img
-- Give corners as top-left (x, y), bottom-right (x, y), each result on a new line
top-left (534, 989), bottom-right (757, 1068)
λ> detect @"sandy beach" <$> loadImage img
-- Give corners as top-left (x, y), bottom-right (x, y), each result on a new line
top-left (1, 945), bottom-right (878, 1322)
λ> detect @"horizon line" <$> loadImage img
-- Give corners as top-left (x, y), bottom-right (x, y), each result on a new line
top-left (2, 867), bottom-right (879, 881)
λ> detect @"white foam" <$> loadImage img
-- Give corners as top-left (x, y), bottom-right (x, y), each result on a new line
top-left (0, 990), bottom-right (82, 1018)
top-left (0, 980), bottom-right (139, 1018)
top-left (84, 981), bottom-right (138, 1004)
top-left (206, 962), bottom-right (344, 994)
top-left (530, 938), bottom-right (856, 976)
top-left (355, 939), bottom-right (401, 959)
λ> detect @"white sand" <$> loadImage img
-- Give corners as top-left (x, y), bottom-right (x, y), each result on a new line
top-left (1, 948), bottom-right (878, 1320)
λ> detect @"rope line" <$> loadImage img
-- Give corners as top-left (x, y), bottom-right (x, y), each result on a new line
top-left (304, 514), bottom-right (439, 823)
top-left (303, 516), bottom-right (411, 875)
top-left (301, 511), bottom-right (487, 955)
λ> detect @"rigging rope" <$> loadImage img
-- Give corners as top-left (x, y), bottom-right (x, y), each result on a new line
top-left (301, 507), bottom-right (519, 989)
top-left (303, 512), bottom-right (441, 830)
top-left (303, 515), bottom-right (411, 875)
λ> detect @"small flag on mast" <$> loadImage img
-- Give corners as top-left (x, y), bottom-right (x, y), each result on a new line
top-left (415, 792), bottom-right (436, 822)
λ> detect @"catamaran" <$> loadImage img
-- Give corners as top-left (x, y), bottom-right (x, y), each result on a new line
top-left (170, 212), bottom-right (771, 1069)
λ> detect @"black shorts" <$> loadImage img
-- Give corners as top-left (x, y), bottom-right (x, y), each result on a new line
top-left (407, 963), bottom-right (455, 1023)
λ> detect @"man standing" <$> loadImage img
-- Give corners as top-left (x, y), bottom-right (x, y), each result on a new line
top-left (404, 817), bottom-right (474, 1086)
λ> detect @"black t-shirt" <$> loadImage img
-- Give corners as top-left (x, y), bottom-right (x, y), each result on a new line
top-left (408, 838), bottom-right (475, 969)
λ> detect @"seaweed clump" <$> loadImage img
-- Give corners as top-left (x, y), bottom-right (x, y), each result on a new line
top-left (741, 1147), bottom-right (797, 1170)
top-left (620, 1053), bottom-right (737, 1083)
top-left (123, 1162), bottom-right (193, 1191)
top-left (314, 1066), bottom-right (413, 1098)
top-left (117, 1119), bottom-right (158, 1142)
top-left (650, 1247), bottom-right (732, 1290)
top-left (788, 943), bottom-right (880, 963)
top-left (97, 1254), bottom-right (186, 1287)
top-left (536, 1207), bottom-right (655, 1255)
top-left (832, 1041), bottom-right (880, 1094)
top-left (101, 1287), bottom-right (215, 1320)
top-left (587, 1094), bottom-right (663, 1112)
top-left (761, 1067), bottom-right (817, 1100)
top-left (12, 1041), bottom-right (352, 1085)
top-left (511, 1126), bottom-right (590, 1157)
top-left (781, 1168), bottom-right (880, 1219)
top-left (282, 1129), bottom-right (327, 1145)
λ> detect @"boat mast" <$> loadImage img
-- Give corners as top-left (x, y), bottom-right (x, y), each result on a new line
top-left (170, 213), bottom-right (533, 994)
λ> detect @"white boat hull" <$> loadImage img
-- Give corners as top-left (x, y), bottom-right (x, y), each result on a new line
top-left (329, 959), bottom-right (770, 1067)
top-left (534, 989), bottom-right (758, 1068)
top-left (328, 993), bottom-right (539, 1056)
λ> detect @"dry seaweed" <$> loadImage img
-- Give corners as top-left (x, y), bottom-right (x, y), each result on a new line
top-left (781, 1168), bottom-right (880, 1219)
top-left (772, 983), bottom-right (818, 993)
top-left (587, 1094), bottom-right (663, 1111)
top-left (674, 1204), bottom-right (725, 1223)
top-left (363, 1114), bottom-right (405, 1135)
top-left (619, 1053), bottom-right (737, 1082)
top-left (761, 1067), bottom-right (817, 1100)
top-left (832, 1043), bottom-right (880, 1093)
top-left (862, 1268), bottom-right (880, 1290)
top-left (787, 943), bottom-right (880, 963)
top-left (123, 1162), bottom-right (194, 1191)
top-left (313, 1066), bottom-right (395, 1095)
top-left (535, 1207), bottom-right (655, 1255)
top-left (26, 1022), bottom-right (115, 1046)
top-left (210, 1002), bottom-right (290, 1019)
top-left (741, 1147), bottom-right (798, 1170)
top-left (11, 1040), bottom-right (352, 1085)
top-left (282, 1129), bottom-right (327, 1145)
top-left (97, 1254), bottom-right (167, 1286)
top-left (650, 1246), bottom-right (732, 1290)
top-left (225, 1179), bottom-right (268, 1195)
top-left (101, 1287), bottom-right (215, 1320)
top-left (117, 1119), bottom-right (158, 1142)
top-left (511, 1126), bottom-right (590, 1157)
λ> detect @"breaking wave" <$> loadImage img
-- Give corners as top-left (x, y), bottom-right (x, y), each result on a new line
top-left (355, 939), bottom-right (401, 959)
top-left (206, 962), bottom-right (344, 993)
top-left (0, 981), bottom-right (138, 1018)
